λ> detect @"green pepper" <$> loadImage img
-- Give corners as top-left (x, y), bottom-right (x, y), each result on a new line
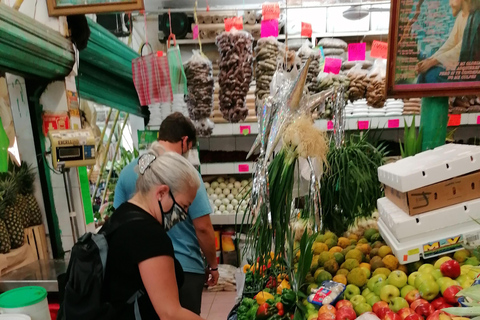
top-left (280, 289), bottom-right (296, 312)
top-left (266, 299), bottom-right (275, 305)
top-left (247, 304), bottom-right (259, 320)
top-left (263, 288), bottom-right (271, 294)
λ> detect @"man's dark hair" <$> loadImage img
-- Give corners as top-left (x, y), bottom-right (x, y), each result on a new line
top-left (158, 112), bottom-right (197, 146)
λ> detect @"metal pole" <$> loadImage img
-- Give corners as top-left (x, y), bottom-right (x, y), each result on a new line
top-left (62, 168), bottom-right (79, 243)
top-left (89, 108), bottom-right (113, 181)
top-left (420, 97), bottom-right (449, 151)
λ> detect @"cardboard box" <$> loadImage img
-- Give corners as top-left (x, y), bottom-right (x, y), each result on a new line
top-left (385, 171), bottom-right (480, 216)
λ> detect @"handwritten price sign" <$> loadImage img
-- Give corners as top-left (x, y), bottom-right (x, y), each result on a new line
top-left (224, 16), bottom-right (243, 32)
top-left (358, 120), bottom-right (369, 130)
top-left (261, 19), bottom-right (279, 38)
top-left (448, 114), bottom-right (461, 126)
top-left (262, 2), bottom-right (280, 20)
top-left (239, 125), bottom-right (251, 135)
top-left (301, 22), bottom-right (312, 38)
top-left (238, 164), bottom-right (250, 173)
top-left (193, 25), bottom-right (199, 39)
top-left (348, 43), bottom-right (366, 61)
top-left (323, 58), bottom-right (342, 74)
top-left (388, 119), bottom-right (400, 128)
top-left (371, 40), bottom-right (388, 59)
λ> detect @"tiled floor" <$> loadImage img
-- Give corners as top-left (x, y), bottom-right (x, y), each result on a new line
top-left (201, 291), bottom-right (238, 320)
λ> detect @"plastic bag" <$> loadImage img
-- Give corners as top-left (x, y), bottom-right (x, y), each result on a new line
top-left (167, 45), bottom-right (188, 95)
top-left (347, 63), bottom-right (369, 102)
top-left (366, 59), bottom-right (387, 108)
top-left (297, 40), bottom-right (322, 93)
top-left (317, 38), bottom-right (348, 49)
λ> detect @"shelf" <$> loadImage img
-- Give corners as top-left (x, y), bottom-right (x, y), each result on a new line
top-left (210, 213), bottom-right (246, 225)
top-left (201, 161), bottom-right (255, 175)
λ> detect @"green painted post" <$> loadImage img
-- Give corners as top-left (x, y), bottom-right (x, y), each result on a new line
top-left (420, 97), bottom-right (449, 151)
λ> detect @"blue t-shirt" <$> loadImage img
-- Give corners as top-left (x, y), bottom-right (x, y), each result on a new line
top-left (113, 158), bottom-right (212, 274)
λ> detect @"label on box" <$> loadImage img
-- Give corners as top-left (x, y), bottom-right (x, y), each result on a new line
top-left (327, 120), bottom-right (334, 130)
top-left (193, 25), bottom-right (199, 39)
top-left (225, 16), bottom-right (243, 32)
top-left (348, 43), bottom-right (366, 61)
top-left (42, 113), bottom-right (70, 136)
top-left (261, 19), bottom-right (279, 38)
top-left (464, 232), bottom-right (480, 247)
top-left (448, 114), bottom-right (461, 126)
top-left (238, 164), bottom-right (249, 172)
top-left (408, 248), bottom-right (419, 255)
top-left (371, 40), bottom-right (388, 59)
top-left (358, 120), bottom-right (369, 130)
top-left (323, 58), bottom-right (342, 74)
top-left (262, 2), bottom-right (280, 20)
top-left (240, 125), bottom-right (251, 135)
top-left (301, 22), bottom-right (312, 38)
top-left (388, 119), bottom-right (400, 128)
top-left (311, 288), bottom-right (332, 305)
top-left (423, 235), bottom-right (463, 258)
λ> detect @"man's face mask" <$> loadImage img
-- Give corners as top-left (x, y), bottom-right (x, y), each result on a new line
top-left (158, 191), bottom-right (188, 231)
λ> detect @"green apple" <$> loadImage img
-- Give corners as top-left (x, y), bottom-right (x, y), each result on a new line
top-left (389, 297), bottom-right (409, 313)
top-left (307, 313), bottom-right (318, 320)
top-left (345, 284), bottom-right (361, 300)
top-left (418, 264), bottom-right (435, 274)
top-left (467, 269), bottom-right (480, 280)
top-left (368, 274), bottom-right (387, 292)
top-left (380, 284), bottom-right (400, 303)
top-left (388, 270), bottom-right (408, 288)
top-left (367, 294), bottom-right (381, 306)
top-left (354, 303), bottom-right (373, 316)
top-left (362, 288), bottom-right (373, 298)
top-left (373, 278), bottom-right (388, 296)
top-left (401, 285), bottom-right (416, 298)
top-left (361, 267), bottom-right (372, 279)
top-left (418, 280), bottom-right (440, 301)
top-left (434, 257), bottom-right (452, 269)
top-left (440, 279), bottom-right (460, 294)
top-left (457, 275), bottom-right (474, 289)
top-left (408, 272), bottom-right (419, 286)
top-left (431, 269), bottom-right (443, 280)
top-left (414, 273), bottom-right (435, 289)
top-left (351, 295), bottom-right (367, 308)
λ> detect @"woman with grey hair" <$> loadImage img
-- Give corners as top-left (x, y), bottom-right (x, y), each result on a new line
top-left (101, 142), bottom-right (204, 320)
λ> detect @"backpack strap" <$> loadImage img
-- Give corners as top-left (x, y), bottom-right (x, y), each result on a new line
top-left (127, 290), bottom-right (144, 320)
top-left (101, 208), bottom-right (153, 238)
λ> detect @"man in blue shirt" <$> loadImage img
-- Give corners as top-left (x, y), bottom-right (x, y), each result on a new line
top-left (114, 113), bottom-right (218, 314)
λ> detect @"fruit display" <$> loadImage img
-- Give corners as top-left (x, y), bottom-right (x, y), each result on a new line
top-left (205, 176), bottom-right (252, 215)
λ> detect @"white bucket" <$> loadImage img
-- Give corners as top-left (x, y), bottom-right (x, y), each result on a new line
top-left (0, 287), bottom-right (50, 320)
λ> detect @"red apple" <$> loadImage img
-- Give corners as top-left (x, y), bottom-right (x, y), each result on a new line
top-left (436, 303), bottom-right (453, 310)
top-left (415, 304), bottom-right (435, 318)
top-left (336, 300), bottom-right (353, 310)
top-left (426, 310), bottom-right (452, 320)
top-left (405, 314), bottom-right (424, 320)
top-left (373, 301), bottom-right (390, 315)
top-left (411, 299), bottom-right (429, 311)
top-left (377, 308), bottom-right (392, 320)
top-left (431, 297), bottom-right (447, 310)
top-left (318, 313), bottom-right (336, 320)
top-left (385, 311), bottom-right (402, 320)
top-left (442, 286), bottom-right (462, 305)
top-left (336, 307), bottom-right (357, 320)
top-left (406, 290), bottom-right (422, 305)
top-left (440, 261), bottom-right (461, 279)
top-left (398, 308), bottom-right (416, 320)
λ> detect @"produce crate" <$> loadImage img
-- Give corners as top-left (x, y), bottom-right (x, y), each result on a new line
top-left (24, 224), bottom-right (49, 260)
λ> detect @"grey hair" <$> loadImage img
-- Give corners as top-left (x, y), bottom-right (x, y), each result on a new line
top-left (135, 142), bottom-right (200, 195)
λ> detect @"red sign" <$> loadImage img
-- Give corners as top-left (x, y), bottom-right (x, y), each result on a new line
top-left (238, 164), bottom-right (250, 172)
top-left (42, 113), bottom-right (70, 136)
top-left (358, 120), bottom-right (369, 130)
top-left (388, 119), bottom-right (400, 128)
top-left (371, 40), bottom-right (388, 59)
top-left (262, 2), bottom-right (280, 20)
top-left (447, 114), bottom-right (461, 126)
top-left (348, 43), bottom-right (366, 61)
top-left (301, 22), bottom-right (312, 38)
top-left (224, 16), bottom-right (243, 32)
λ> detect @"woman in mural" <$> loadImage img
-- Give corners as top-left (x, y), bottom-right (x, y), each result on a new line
top-left (416, 0), bottom-right (471, 83)
top-left (459, 0), bottom-right (480, 64)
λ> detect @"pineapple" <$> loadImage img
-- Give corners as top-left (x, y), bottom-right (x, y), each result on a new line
top-left (14, 162), bottom-right (42, 226)
top-left (0, 176), bottom-right (24, 249)
top-left (0, 190), bottom-right (11, 254)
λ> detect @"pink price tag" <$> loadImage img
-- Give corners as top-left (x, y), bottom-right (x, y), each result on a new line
top-left (327, 121), bottom-right (334, 130)
top-left (239, 125), bottom-right (251, 135)
top-left (238, 164), bottom-right (249, 172)
top-left (358, 120), bottom-right (369, 130)
top-left (261, 19), bottom-right (279, 38)
top-left (388, 119), bottom-right (400, 128)
top-left (371, 40), bottom-right (388, 59)
top-left (193, 25), bottom-right (199, 39)
top-left (323, 58), bottom-right (342, 74)
top-left (477, 116), bottom-right (480, 124)
top-left (348, 43), bottom-right (366, 61)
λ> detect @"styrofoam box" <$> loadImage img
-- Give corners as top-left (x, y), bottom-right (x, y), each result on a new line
top-left (378, 218), bottom-right (480, 264)
top-left (378, 144), bottom-right (480, 192)
top-left (378, 197), bottom-right (480, 241)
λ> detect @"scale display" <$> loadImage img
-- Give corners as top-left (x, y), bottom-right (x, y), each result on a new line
top-left (48, 129), bottom-right (96, 169)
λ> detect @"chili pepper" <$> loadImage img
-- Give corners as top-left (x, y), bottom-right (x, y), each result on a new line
top-left (257, 303), bottom-right (272, 320)
top-left (266, 276), bottom-right (277, 289)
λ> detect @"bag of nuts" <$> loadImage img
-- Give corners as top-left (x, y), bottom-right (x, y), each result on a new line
top-left (346, 63), bottom-right (368, 102)
top-left (365, 59), bottom-right (387, 108)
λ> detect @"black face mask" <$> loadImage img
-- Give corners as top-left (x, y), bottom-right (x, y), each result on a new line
top-left (158, 191), bottom-right (188, 231)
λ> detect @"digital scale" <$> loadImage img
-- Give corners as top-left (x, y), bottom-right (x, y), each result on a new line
top-left (377, 144), bottom-right (480, 264)
top-left (48, 129), bottom-right (97, 242)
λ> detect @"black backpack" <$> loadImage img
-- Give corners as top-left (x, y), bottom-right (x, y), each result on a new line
top-left (58, 210), bottom-right (149, 320)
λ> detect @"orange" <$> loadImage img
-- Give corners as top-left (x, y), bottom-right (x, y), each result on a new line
top-left (330, 246), bottom-right (343, 253)
top-left (333, 274), bottom-right (347, 285)
top-left (360, 263), bottom-right (371, 271)
top-left (319, 305), bottom-right (337, 315)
